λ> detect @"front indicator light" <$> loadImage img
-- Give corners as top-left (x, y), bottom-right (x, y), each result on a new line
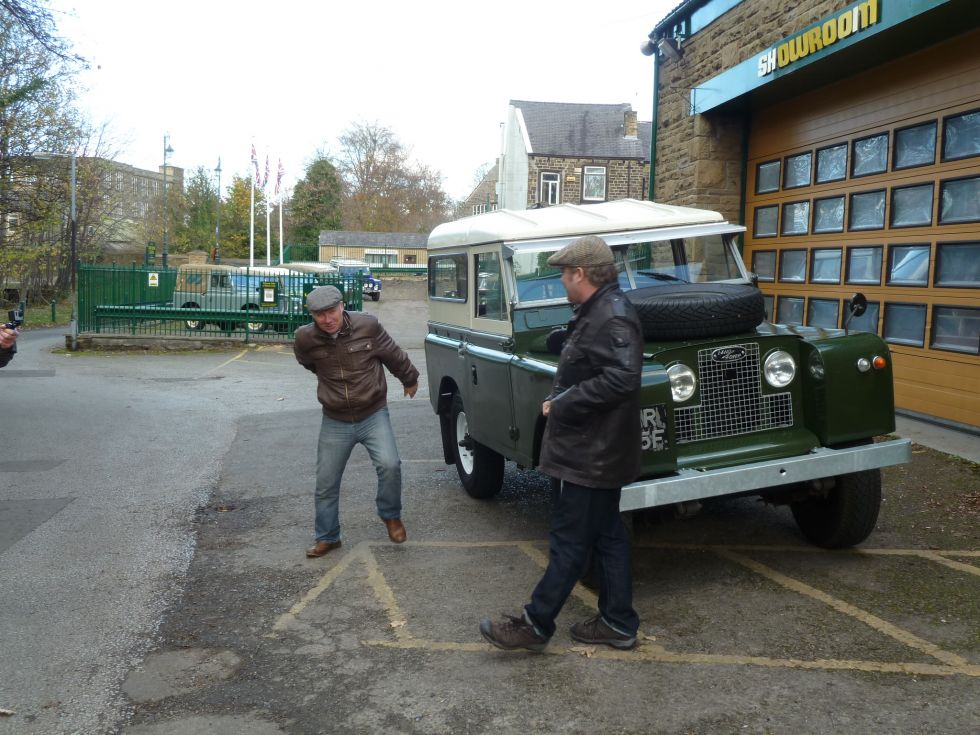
top-left (872, 355), bottom-right (887, 370)
top-left (667, 363), bottom-right (696, 402)
top-left (764, 350), bottom-right (796, 387)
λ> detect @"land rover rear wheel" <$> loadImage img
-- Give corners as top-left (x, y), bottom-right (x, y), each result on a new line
top-left (791, 468), bottom-right (882, 549)
top-left (450, 393), bottom-right (504, 499)
top-left (181, 303), bottom-right (204, 330)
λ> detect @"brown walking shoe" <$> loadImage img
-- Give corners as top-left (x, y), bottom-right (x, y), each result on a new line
top-left (383, 517), bottom-right (407, 543)
top-left (479, 613), bottom-right (549, 652)
top-left (569, 614), bottom-right (637, 650)
top-left (305, 540), bottom-right (342, 558)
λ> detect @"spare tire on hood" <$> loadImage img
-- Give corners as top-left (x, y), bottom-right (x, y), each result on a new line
top-left (625, 283), bottom-right (766, 340)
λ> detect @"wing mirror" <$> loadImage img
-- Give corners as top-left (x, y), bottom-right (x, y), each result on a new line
top-left (844, 293), bottom-right (867, 335)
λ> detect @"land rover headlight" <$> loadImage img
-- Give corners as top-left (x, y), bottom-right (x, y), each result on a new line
top-left (667, 363), bottom-right (696, 403)
top-left (764, 350), bottom-right (796, 387)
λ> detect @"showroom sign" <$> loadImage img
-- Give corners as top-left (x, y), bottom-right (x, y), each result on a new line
top-left (757, 0), bottom-right (880, 77)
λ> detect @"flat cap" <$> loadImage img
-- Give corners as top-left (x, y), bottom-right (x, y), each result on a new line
top-left (547, 235), bottom-right (614, 267)
top-left (306, 285), bottom-right (344, 311)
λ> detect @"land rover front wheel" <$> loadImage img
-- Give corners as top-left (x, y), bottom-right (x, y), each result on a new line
top-left (791, 468), bottom-right (882, 549)
top-left (242, 305), bottom-right (266, 332)
top-left (450, 393), bottom-right (504, 499)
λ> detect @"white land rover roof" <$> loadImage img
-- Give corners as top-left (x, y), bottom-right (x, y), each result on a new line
top-left (427, 199), bottom-right (730, 250)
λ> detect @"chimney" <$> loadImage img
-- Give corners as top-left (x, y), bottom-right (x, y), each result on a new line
top-left (624, 110), bottom-right (638, 138)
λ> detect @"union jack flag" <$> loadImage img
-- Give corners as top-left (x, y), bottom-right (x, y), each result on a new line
top-left (262, 155), bottom-right (270, 189)
top-left (274, 159), bottom-right (284, 197)
top-left (250, 144), bottom-right (260, 186)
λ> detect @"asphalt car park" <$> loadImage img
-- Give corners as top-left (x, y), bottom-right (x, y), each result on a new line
top-left (111, 282), bottom-right (979, 735)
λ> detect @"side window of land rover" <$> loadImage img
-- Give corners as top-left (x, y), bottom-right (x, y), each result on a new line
top-left (428, 254), bottom-right (467, 301)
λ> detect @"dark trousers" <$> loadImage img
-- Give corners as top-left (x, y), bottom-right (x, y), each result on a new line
top-left (524, 481), bottom-right (639, 639)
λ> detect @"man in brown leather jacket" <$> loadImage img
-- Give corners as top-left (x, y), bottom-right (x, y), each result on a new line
top-left (294, 285), bottom-right (419, 558)
top-left (481, 235), bottom-right (643, 652)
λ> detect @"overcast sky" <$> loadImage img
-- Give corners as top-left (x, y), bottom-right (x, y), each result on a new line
top-left (50, 0), bottom-right (676, 201)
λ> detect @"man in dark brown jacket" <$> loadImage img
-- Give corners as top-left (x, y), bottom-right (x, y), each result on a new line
top-left (480, 235), bottom-right (642, 652)
top-left (294, 285), bottom-right (419, 558)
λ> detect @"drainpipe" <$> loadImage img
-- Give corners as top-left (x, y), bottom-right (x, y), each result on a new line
top-left (648, 48), bottom-right (660, 202)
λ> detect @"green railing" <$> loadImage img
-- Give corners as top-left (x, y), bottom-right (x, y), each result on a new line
top-left (78, 264), bottom-right (363, 341)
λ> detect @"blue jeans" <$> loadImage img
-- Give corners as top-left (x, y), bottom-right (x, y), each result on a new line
top-left (314, 407), bottom-right (402, 542)
top-left (525, 481), bottom-right (638, 639)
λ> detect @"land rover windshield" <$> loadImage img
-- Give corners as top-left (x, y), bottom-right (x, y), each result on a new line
top-left (512, 232), bottom-right (748, 305)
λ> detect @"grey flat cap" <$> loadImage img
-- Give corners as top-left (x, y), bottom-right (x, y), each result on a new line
top-left (307, 285), bottom-right (344, 311)
top-left (547, 235), bottom-right (614, 267)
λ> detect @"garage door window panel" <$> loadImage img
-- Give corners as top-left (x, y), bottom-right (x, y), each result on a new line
top-left (845, 298), bottom-right (880, 334)
top-left (849, 190), bottom-right (886, 231)
top-left (816, 143), bottom-right (848, 184)
top-left (752, 250), bottom-right (776, 282)
top-left (894, 121), bottom-right (937, 170)
top-left (853, 133), bottom-right (889, 177)
top-left (935, 242), bottom-right (980, 288)
top-left (754, 205), bottom-right (778, 237)
top-left (784, 152), bottom-right (812, 189)
top-left (779, 249), bottom-right (807, 283)
top-left (781, 201), bottom-right (810, 236)
top-left (942, 109), bottom-right (980, 162)
top-left (846, 246), bottom-right (883, 285)
top-left (887, 244), bottom-right (930, 286)
top-left (776, 296), bottom-right (804, 325)
top-left (813, 196), bottom-right (845, 233)
top-left (883, 303), bottom-right (927, 347)
top-left (931, 306), bottom-right (980, 354)
top-left (891, 183), bottom-right (934, 228)
top-left (756, 160), bottom-right (781, 193)
top-left (807, 298), bottom-right (840, 328)
top-left (939, 176), bottom-right (980, 224)
top-left (811, 248), bottom-right (842, 284)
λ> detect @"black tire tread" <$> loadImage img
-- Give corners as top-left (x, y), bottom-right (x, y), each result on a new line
top-left (626, 283), bottom-right (765, 339)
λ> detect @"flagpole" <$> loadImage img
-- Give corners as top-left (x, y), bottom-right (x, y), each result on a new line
top-left (249, 171), bottom-right (255, 268)
top-left (278, 199), bottom-right (284, 265)
top-left (266, 196), bottom-right (272, 266)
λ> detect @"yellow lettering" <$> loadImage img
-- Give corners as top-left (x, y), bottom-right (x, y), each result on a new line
top-left (777, 42), bottom-right (791, 67)
top-left (806, 27), bottom-right (823, 52)
top-left (856, 0), bottom-right (879, 29)
top-left (838, 9), bottom-right (853, 39)
top-left (789, 34), bottom-right (809, 62)
top-left (823, 19), bottom-right (837, 45)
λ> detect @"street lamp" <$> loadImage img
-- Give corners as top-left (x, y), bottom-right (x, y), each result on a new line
top-left (162, 134), bottom-right (174, 268)
top-left (214, 157), bottom-right (222, 263)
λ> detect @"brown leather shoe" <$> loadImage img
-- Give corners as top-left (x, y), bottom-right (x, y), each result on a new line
top-left (383, 518), bottom-right (407, 543)
top-left (305, 540), bottom-right (341, 558)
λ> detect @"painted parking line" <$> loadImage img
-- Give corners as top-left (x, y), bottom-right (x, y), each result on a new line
top-left (268, 540), bottom-right (980, 677)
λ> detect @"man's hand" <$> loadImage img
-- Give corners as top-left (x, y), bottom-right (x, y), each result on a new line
top-left (404, 383), bottom-right (418, 398)
top-left (542, 400), bottom-right (551, 417)
top-left (0, 327), bottom-right (17, 350)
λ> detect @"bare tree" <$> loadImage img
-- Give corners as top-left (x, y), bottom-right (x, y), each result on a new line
top-left (336, 121), bottom-right (451, 233)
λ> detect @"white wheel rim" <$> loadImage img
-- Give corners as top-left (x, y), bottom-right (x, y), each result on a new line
top-left (455, 410), bottom-right (474, 475)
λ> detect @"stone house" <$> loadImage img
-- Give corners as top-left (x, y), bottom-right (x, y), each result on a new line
top-left (496, 100), bottom-right (651, 210)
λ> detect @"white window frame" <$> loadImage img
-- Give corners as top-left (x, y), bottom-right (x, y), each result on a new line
top-left (582, 166), bottom-right (607, 202)
top-left (540, 172), bottom-right (560, 205)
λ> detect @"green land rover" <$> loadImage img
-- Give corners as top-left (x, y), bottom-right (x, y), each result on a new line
top-left (423, 199), bottom-right (912, 548)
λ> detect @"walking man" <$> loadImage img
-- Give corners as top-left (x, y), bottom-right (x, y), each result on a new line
top-left (0, 323), bottom-right (17, 368)
top-left (294, 285), bottom-right (419, 557)
top-left (480, 235), bottom-right (643, 651)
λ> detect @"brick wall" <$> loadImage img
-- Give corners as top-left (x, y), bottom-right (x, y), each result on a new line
top-left (654, 0), bottom-right (840, 221)
top-left (526, 155), bottom-right (650, 206)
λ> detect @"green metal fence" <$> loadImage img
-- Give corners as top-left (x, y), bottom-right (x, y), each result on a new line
top-left (78, 264), bottom-right (363, 341)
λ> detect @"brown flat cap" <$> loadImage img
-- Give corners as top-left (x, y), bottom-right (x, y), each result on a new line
top-left (547, 235), bottom-right (614, 267)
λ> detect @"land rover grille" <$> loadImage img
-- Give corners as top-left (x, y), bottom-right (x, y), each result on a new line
top-left (674, 343), bottom-right (793, 443)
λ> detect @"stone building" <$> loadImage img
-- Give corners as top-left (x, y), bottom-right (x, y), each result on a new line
top-left (496, 100), bottom-right (651, 210)
top-left (643, 0), bottom-right (979, 429)
top-left (458, 163), bottom-right (499, 218)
